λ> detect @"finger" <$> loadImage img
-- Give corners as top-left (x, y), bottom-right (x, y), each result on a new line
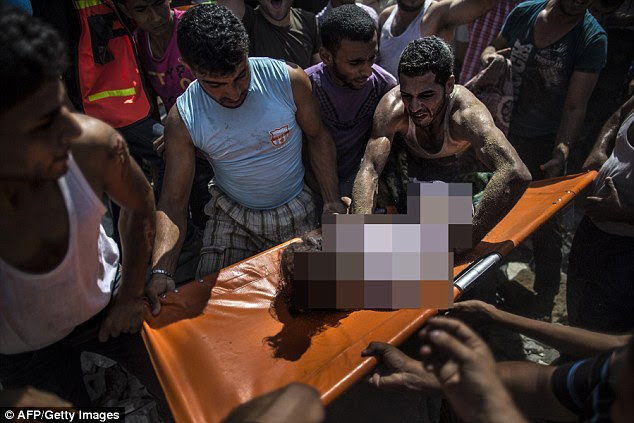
top-left (148, 292), bottom-right (162, 316)
top-left (98, 320), bottom-right (110, 343)
top-left (426, 328), bottom-right (475, 365)
top-left (539, 160), bottom-right (553, 171)
top-left (497, 47), bottom-right (511, 55)
top-left (605, 177), bottom-right (617, 193)
top-left (362, 341), bottom-right (392, 357)
top-left (341, 197), bottom-right (352, 208)
top-left (167, 278), bottom-right (176, 292)
top-left (425, 317), bottom-right (481, 347)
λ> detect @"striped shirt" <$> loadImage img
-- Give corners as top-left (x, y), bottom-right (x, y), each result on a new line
top-left (459, 0), bottom-right (518, 84)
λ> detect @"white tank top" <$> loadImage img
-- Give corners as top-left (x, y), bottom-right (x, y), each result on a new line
top-left (590, 111), bottom-right (634, 237)
top-left (0, 155), bottom-right (118, 354)
top-left (378, 1), bottom-right (430, 80)
top-left (405, 86), bottom-right (471, 159)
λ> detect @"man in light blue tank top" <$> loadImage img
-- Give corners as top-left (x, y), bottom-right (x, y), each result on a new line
top-left (150, 4), bottom-right (345, 284)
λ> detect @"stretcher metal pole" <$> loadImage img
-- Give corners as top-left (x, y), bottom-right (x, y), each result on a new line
top-left (453, 252), bottom-right (502, 294)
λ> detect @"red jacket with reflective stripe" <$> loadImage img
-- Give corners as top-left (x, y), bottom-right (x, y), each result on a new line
top-left (74, 0), bottom-right (151, 128)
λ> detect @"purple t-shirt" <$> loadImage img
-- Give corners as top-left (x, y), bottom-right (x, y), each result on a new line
top-left (305, 62), bottom-right (396, 179)
top-left (135, 8), bottom-right (194, 111)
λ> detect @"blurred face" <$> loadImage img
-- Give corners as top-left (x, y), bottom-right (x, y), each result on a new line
top-left (0, 79), bottom-right (82, 181)
top-left (121, 0), bottom-right (173, 36)
top-left (258, 0), bottom-right (294, 24)
top-left (323, 35), bottom-right (377, 90)
top-left (192, 58), bottom-right (251, 109)
top-left (397, 0), bottom-right (426, 13)
top-left (558, 0), bottom-right (596, 16)
top-left (399, 71), bottom-right (454, 128)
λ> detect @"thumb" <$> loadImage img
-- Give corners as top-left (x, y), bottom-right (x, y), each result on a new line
top-left (605, 176), bottom-right (617, 194)
top-left (148, 292), bottom-right (162, 316)
top-left (539, 159), bottom-right (555, 171)
top-left (98, 319), bottom-right (110, 343)
top-left (497, 47), bottom-right (511, 56)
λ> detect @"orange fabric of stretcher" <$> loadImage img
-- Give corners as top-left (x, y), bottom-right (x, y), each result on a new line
top-left (142, 172), bottom-right (596, 423)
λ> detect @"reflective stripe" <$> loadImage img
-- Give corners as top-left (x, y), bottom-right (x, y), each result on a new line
top-left (88, 87), bottom-right (137, 102)
top-left (74, 0), bottom-right (103, 9)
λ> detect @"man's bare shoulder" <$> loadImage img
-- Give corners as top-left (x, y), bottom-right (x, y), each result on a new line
top-left (71, 114), bottom-right (124, 161)
top-left (450, 85), bottom-right (500, 138)
top-left (379, 5), bottom-right (395, 30)
top-left (374, 86), bottom-right (409, 135)
top-left (70, 114), bottom-right (130, 190)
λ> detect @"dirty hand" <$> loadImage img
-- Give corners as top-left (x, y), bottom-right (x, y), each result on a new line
top-left (481, 47), bottom-right (511, 67)
top-left (98, 289), bottom-right (145, 342)
top-left (586, 177), bottom-right (623, 222)
top-left (145, 273), bottom-right (176, 316)
top-left (362, 342), bottom-right (439, 392)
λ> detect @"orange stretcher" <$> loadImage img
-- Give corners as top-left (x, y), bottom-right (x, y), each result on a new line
top-left (142, 172), bottom-right (596, 423)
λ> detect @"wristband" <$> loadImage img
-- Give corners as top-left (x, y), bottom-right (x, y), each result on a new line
top-left (151, 268), bottom-right (174, 279)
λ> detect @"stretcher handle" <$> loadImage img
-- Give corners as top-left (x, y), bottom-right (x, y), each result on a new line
top-left (453, 252), bottom-right (502, 294)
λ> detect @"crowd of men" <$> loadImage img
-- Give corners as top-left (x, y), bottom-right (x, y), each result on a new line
top-left (0, 0), bottom-right (632, 422)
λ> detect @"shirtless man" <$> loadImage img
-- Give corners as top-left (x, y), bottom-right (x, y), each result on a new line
top-left (351, 36), bottom-right (530, 246)
top-left (0, 9), bottom-right (165, 412)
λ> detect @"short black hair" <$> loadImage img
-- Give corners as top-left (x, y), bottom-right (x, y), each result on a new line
top-left (321, 4), bottom-right (376, 53)
top-left (0, 7), bottom-right (68, 112)
top-left (177, 4), bottom-right (249, 75)
top-left (398, 36), bottom-right (454, 85)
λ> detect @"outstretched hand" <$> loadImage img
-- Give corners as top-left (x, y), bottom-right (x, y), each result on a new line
top-left (145, 273), bottom-right (176, 316)
top-left (447, 300), bottom-right (496, 326)
top-left (481, 47), bottom-right (511, 67)
top-left (98, 288), bottom-right (145, 342)
top-left (418, 317), bottom-right (527, 423)
top-left (362, 342), bottom-right (439, 393)
top-left (585, 177), bottom-right (623, 222)
top-left (322, 197), bottom-right (350, 215)
top-left (539, 155), bottom-right (565, 179)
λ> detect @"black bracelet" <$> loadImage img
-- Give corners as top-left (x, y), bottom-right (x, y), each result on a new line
top-left (151, 268), bottom-right (174, 279)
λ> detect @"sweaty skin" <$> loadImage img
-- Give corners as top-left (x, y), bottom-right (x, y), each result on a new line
top-left (351, 76), bottom-right (530, 246)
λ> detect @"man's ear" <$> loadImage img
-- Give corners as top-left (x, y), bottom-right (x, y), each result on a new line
top-left (320, 47), bottom-right (333, 66)
top-left (446, 74), bottom-right (455, 95)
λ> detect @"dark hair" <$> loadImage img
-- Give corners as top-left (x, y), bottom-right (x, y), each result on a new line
top-left (177, 4), bottom-right (249, 75)
top-left (598, 0), bottom-right (624, 9)
top-left (0, 7), bottom-right (68, 112)
top-left (398, 36), bottom-right (454, 85)
top-left (321, 4), bottom-right (376, 53)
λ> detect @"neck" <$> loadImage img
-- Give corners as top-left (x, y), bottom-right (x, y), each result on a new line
top-left (0, 178), bottom-right (46, 210)
top-left (325, 65), bottom-right (345, 88)
top-left (261, 9), bottom-right (291, 27)
top-left (396, 4), bottom-right (423, 21)
top-left (548, 0), bottom-right (586, 25)
top-left (148, 11), bottom-right (175, 50)
top-left (430, 92), bottom-right (449, 136)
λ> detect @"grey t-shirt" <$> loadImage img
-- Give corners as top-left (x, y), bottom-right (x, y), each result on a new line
top-left (243, 6), bottom-right (320, 69)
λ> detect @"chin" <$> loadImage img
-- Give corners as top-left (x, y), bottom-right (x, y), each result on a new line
top-left (50, 160), bottom-right (70, 179)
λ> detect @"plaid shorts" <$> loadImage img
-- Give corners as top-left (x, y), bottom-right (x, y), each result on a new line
top-left (197, 184), bottom-right (319, 277)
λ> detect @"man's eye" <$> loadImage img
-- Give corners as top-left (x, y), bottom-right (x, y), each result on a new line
top-left (34, 119), bottom-right (54, 132)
